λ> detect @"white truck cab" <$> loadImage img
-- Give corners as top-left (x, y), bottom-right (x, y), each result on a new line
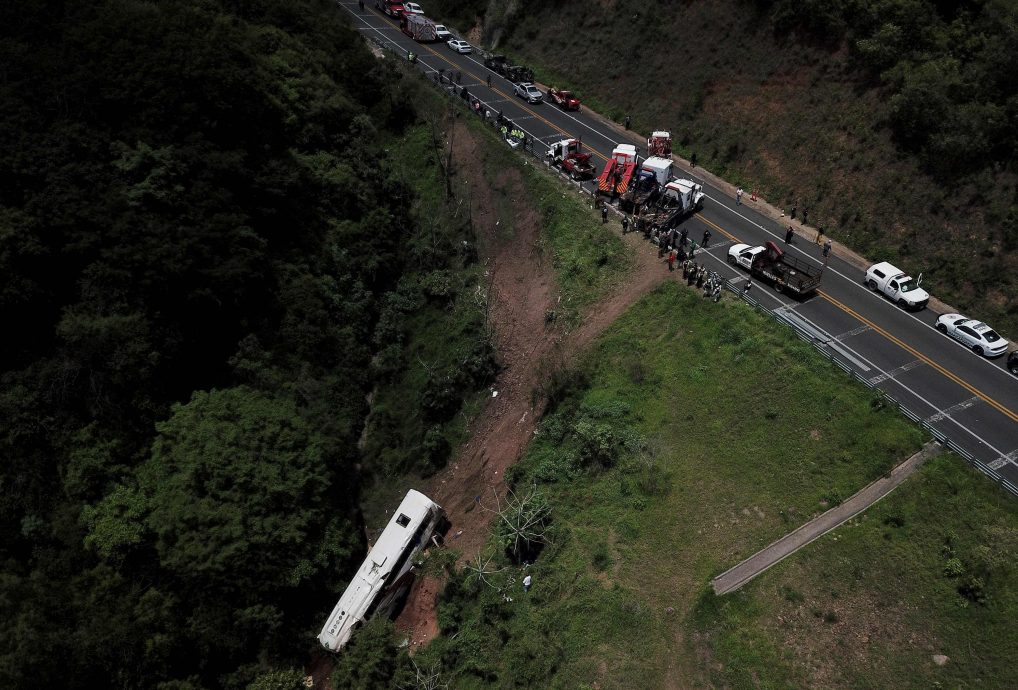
top-left (641, 156), bottom-right (673, 185)
top-left (728, 243), bottom-right (766, 270)
top-left (865, 261), bottom-right (929, 310)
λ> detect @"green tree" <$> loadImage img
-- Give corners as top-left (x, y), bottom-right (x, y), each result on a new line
top-left (138, 387), bottom-right (356, 593)
top-left (247, 669), bottom-right (307, 690)
top-left (331, 618), bottom-right (405, 690)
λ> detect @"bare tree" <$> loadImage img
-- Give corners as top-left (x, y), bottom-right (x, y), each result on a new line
top-left (484, 484), bottom-right (552, 559)
top-left (400, 659), bottom-right (448, 690)
top-left (464, 550), bottom-right (506, 589)
top-left (424, 106), bottom-right (456, 200)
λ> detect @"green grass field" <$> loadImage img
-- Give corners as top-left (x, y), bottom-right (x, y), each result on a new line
top-left (410, 282), bottom-right (1018, 689)
top-left (694, 452), bottom-right (1018, 689)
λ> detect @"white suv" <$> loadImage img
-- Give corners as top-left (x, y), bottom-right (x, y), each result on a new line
top-left (515, 82), bottom-right (543, 103)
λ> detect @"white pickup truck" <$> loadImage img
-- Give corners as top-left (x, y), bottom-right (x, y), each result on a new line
top-left (864, 262), bottom-right (929, 310)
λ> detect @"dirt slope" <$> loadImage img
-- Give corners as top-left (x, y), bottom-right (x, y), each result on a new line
top-left (395, 118), bottom-right (674, 647)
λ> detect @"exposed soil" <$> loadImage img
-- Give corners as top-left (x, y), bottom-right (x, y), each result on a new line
top-left (394, 117), bottom-right (676, 647)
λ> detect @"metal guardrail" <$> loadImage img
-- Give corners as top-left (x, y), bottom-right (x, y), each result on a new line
top-left (370, 36), bottom-right (1018, 500)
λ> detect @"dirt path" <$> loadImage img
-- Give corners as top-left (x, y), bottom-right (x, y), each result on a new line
top-left (429, 121), bottom-right (680, 556)
top-left (395, 119), bottom-right (675, 646)
top-left (712, 441), bottom-right (942, 596)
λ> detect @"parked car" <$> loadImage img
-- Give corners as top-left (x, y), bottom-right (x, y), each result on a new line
top-left (935, 313), bottom-right (1009, 357)
top-left (433, 24), bottom-right (452, 40)
top-left (447, 39), bottom-right (471, 53)
top-left (514, 82), bottom-right (543, 103)
top-left (1008, 351), bottom-right (1018, 376)
top-left (403, 2), bottom-right (424, 14)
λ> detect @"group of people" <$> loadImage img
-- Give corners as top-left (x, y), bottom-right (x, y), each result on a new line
top-left (618, 214), bottom-right (718, 275)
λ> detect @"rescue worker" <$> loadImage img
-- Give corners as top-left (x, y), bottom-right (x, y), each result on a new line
top-left (601, 205), bottom-right (608, 224)
top-left (407, 50), bottom-right (416, 64)
top-left (621, 216), bottom-right (629, 234)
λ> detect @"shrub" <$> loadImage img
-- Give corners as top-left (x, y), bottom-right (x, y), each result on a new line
top-left (574, 420), bottom-right (621, 468)
top-left (943, 557), bottom-right (965, 578)
top-left (958, 575), bottom-right (987, 606)
top-left (591, 543), bottom-right (612, 572)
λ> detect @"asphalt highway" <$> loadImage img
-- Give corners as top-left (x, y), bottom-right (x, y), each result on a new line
top-left (339, 2), bottom-right (1018, 491)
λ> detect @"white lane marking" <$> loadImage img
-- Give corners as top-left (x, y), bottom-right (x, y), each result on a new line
top-left (926, 396), bottom-right (982, 423)
top-left (833, 324), bottom-right (872, 341)
top-left (869, 360), bottom-right (924, 384)
top-left (768, 313), bottom-right (1009, 460)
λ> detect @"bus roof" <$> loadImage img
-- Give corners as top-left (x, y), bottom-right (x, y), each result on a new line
top-left (317, 490), bottom-right (441, 651)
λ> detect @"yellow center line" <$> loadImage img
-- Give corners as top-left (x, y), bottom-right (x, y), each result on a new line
top-left (818, 290), bottom-right (1018, 423)
top-left (696, 214), bottom-right (739, 243)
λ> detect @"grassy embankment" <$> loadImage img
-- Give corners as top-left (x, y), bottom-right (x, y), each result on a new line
top-left (399, 281), bottom-right (1017, 689)
top-left (359, 81), bottom-right (631, 522)
top-left (426, 0), bottom-right (1018, 335)
top-left (695, 452), bottom-right (1018, 689)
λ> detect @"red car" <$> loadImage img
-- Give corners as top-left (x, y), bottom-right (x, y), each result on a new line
top-left (547, 87), bottom-right (581, 111)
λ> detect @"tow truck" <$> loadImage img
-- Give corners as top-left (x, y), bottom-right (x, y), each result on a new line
top-left (597, 144), bottom-right (639, 196)
top-left (728, 241), bottom-right (822, 295)
top-left (547, 139), bottom-right (596, 180)
top-left (547, 87), bottom-right (581, 111)
top-left (647, 131), bottom-right (672, 157)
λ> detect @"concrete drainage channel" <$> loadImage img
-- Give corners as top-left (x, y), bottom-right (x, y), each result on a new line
top-left (712, 441), bottom-right (944, 595)
top-left (366, 33), bottom-right (1018, 501)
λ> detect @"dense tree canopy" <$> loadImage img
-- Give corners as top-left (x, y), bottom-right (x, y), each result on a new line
top-left (765, 0), bottom-right (1018, 175)
top-left (0, 0), bottom-right (453, 687)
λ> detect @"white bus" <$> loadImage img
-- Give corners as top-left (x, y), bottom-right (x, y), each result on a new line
top-left (318, 490), bottom-right (445, 652)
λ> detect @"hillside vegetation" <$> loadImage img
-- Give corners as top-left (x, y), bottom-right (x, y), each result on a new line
top-left (359, 284), bottom-right (1017, 689)
top-left (0, 2), bottom-right (494, 687)
top-left (429, 0), bottom-right (1018, 332)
